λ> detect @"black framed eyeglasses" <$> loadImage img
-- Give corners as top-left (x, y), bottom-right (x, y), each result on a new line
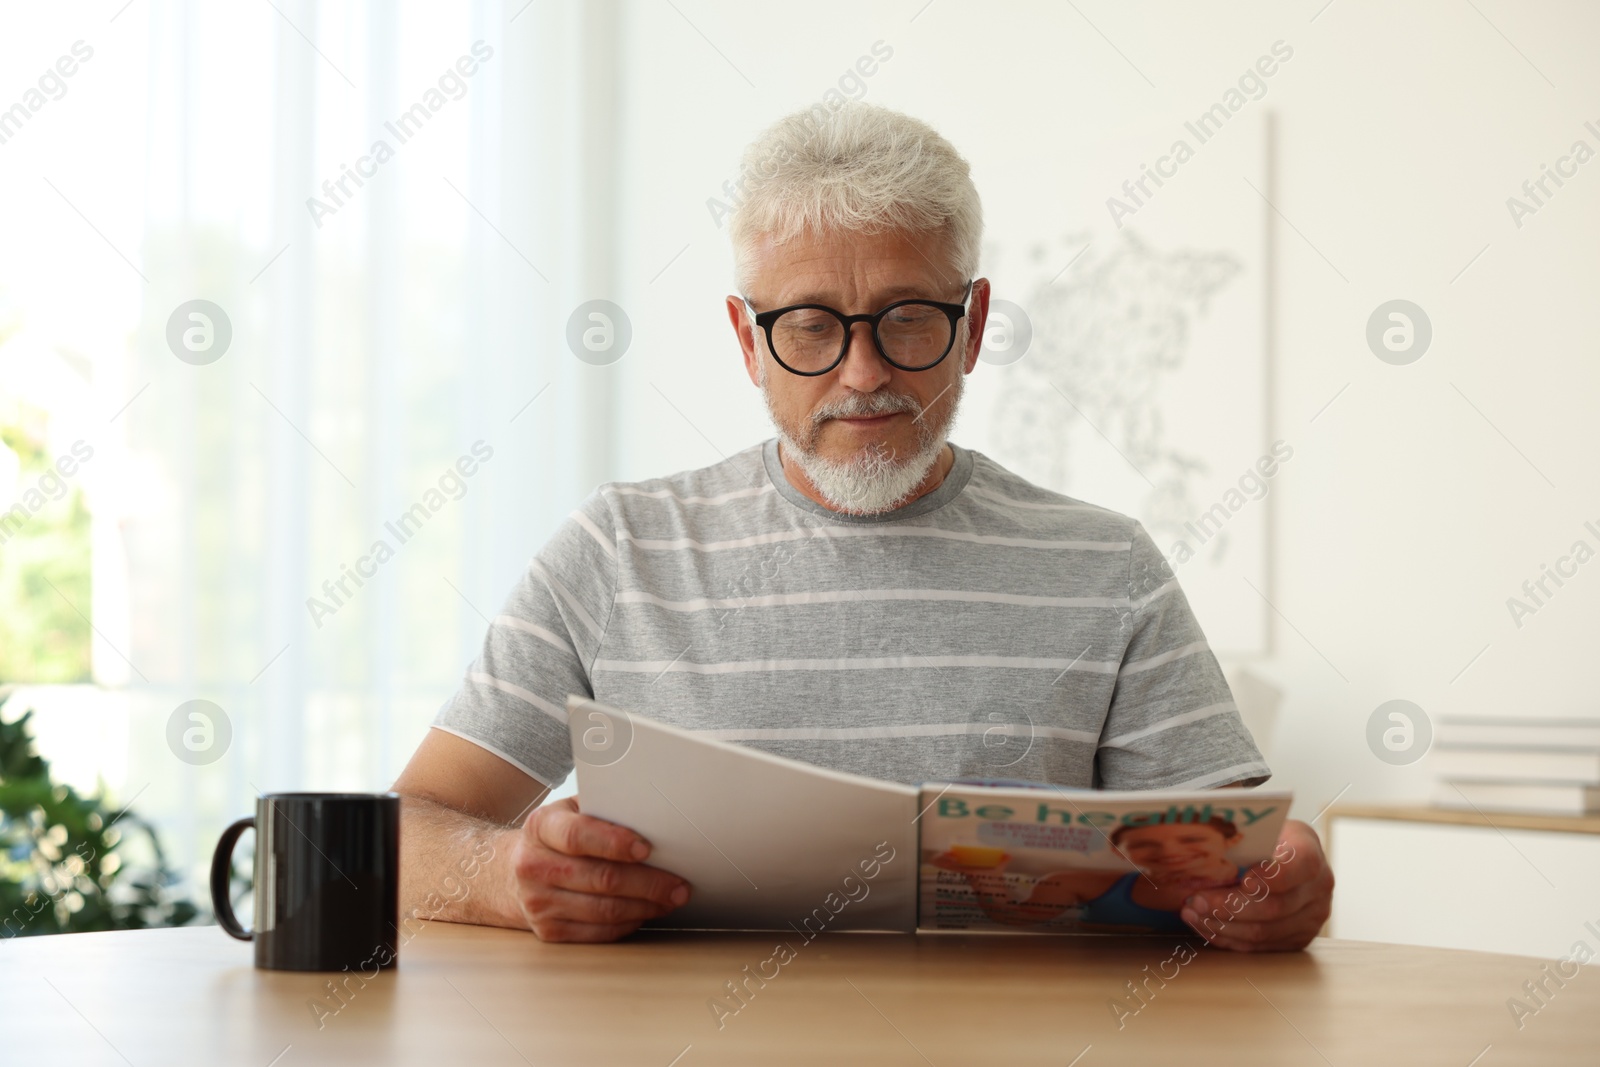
top-left (745, 280), bottom-right (974, 376)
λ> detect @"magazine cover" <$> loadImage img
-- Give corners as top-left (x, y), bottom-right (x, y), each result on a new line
top-left (918, 781), bottom-right (1293, 935)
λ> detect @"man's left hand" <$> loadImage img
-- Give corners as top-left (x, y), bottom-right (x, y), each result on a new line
top-left (1178, 818), bottom-right (1334, 952)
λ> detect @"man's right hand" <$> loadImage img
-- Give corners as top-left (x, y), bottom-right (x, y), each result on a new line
top-left (508, 795), bottom-right (691, 942)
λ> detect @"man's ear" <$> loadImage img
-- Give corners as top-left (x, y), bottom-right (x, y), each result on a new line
top-left (727, 295), bottom-right (763, 387)
top-left (963, 277), bottom-right (992, 373)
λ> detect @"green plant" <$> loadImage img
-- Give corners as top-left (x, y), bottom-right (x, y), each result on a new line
top-left (0, 688), bottom-right (199, 937)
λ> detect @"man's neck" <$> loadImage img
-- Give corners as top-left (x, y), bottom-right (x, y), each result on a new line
top-left (777, 440), bottom-right (955, 515)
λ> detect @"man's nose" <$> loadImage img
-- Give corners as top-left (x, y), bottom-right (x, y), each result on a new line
top-left (834, 321), bottom-right (892, 391)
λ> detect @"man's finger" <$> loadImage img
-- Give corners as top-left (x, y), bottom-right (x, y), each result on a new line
top-left (1187, 912), bottom-right (1323, 952)
top-left (1187, 910), bottom-right (1276, 946)
top-left (525, 884), bottom-right (678, 926)
top-left (1181, 879), bottom-right (1330, 951)
top-left (534, 800), bottom-right (653, 862)
top-left (537, 853), bottom-right (689, 907)
top-left (1188, 876), bottom-right (1322, 926)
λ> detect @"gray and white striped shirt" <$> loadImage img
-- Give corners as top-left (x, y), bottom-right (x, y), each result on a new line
top-left (433, 438), bottom-right (1271, 792)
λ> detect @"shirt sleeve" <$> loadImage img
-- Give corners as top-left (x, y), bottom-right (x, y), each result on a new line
top-left (429, 487), bottom-right (618, 788)
top-left (1093, 521), bottom-right (1272, 790)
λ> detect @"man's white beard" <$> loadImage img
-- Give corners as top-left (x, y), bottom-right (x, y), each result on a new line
top-left (763, 369), bottom-right (962, 515)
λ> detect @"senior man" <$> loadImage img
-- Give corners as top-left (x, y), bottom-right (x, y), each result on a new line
top-left (393, 102), bottom-right (1333, 950)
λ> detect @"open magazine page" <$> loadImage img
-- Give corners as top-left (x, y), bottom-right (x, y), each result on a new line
top-left (568, 696), bottom-right (921, 932)
top-left (918, 782), bottom-right (1293, 935)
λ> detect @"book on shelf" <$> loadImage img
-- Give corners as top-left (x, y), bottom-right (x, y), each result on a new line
top-left (565, 695), bottom-right (1292, 936)
top-left (1436, 716), bottom-right (1600, 751)
top-left (1430, 747), bottom-right (1600, 784)
top-left (1433, 780), bottom-right (1600, 817)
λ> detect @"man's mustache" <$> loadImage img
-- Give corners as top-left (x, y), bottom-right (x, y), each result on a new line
top-left (812, 393), bottom-right (921, 426)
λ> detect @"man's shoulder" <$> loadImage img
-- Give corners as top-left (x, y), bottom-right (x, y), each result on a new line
top-left (586, 440), bottom-right (776, 529)
top-left (956, 445), bottom-right (1145, 543)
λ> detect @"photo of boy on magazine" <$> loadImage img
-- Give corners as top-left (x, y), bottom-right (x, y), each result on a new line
top-left (919, 786), bottom-right (1290, 935)
top-left (929, 815), bottom-right (1251, 934)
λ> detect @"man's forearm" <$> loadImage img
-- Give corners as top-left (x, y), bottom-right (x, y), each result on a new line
top-left (398, 794), bottom-right (527, 930)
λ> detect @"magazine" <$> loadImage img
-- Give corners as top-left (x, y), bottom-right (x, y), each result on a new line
top-left (917, 779), bottom-right (1290, 935)
top-left (566, 696), bottom-right (1292, 936)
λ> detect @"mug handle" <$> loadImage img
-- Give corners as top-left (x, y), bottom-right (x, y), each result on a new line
top-left (210, 815), bottom-right (255, 941)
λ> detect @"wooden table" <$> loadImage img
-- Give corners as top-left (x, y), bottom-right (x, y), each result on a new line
top-left (2, 921), bottom-right (1596, 1065)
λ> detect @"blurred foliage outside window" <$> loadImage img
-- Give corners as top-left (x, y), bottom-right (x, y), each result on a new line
top-left (1, 397), bottom-right (92, 683)
top-left (1, 387), bottom-right (199, 933)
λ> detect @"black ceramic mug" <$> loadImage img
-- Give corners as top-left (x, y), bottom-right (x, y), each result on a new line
top-left (210, 792), bottom-right (401, 972)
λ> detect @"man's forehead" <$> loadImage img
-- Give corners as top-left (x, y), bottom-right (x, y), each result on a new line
top-left (771, 280), bottom-right (945, 304)
top-left (746, 262), bottom-right (962, 308)
top-left (743, 229), bottom-right (962, 305)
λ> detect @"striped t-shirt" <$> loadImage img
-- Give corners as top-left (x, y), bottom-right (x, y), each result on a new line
top-left (432, 438), bottom-right (1272, 792)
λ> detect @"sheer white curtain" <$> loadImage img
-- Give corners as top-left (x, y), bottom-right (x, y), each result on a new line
top-left (3, 1), bottom-right (621, 899)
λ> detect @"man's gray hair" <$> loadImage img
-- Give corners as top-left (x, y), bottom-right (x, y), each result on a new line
top-left (729, 102), bottom-right (982, 295)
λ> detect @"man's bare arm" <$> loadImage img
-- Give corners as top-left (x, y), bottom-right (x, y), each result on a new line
top-left (391, 727), bottom-right (691, 941)
top-left (391, 728), bottom-right (549, 929)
